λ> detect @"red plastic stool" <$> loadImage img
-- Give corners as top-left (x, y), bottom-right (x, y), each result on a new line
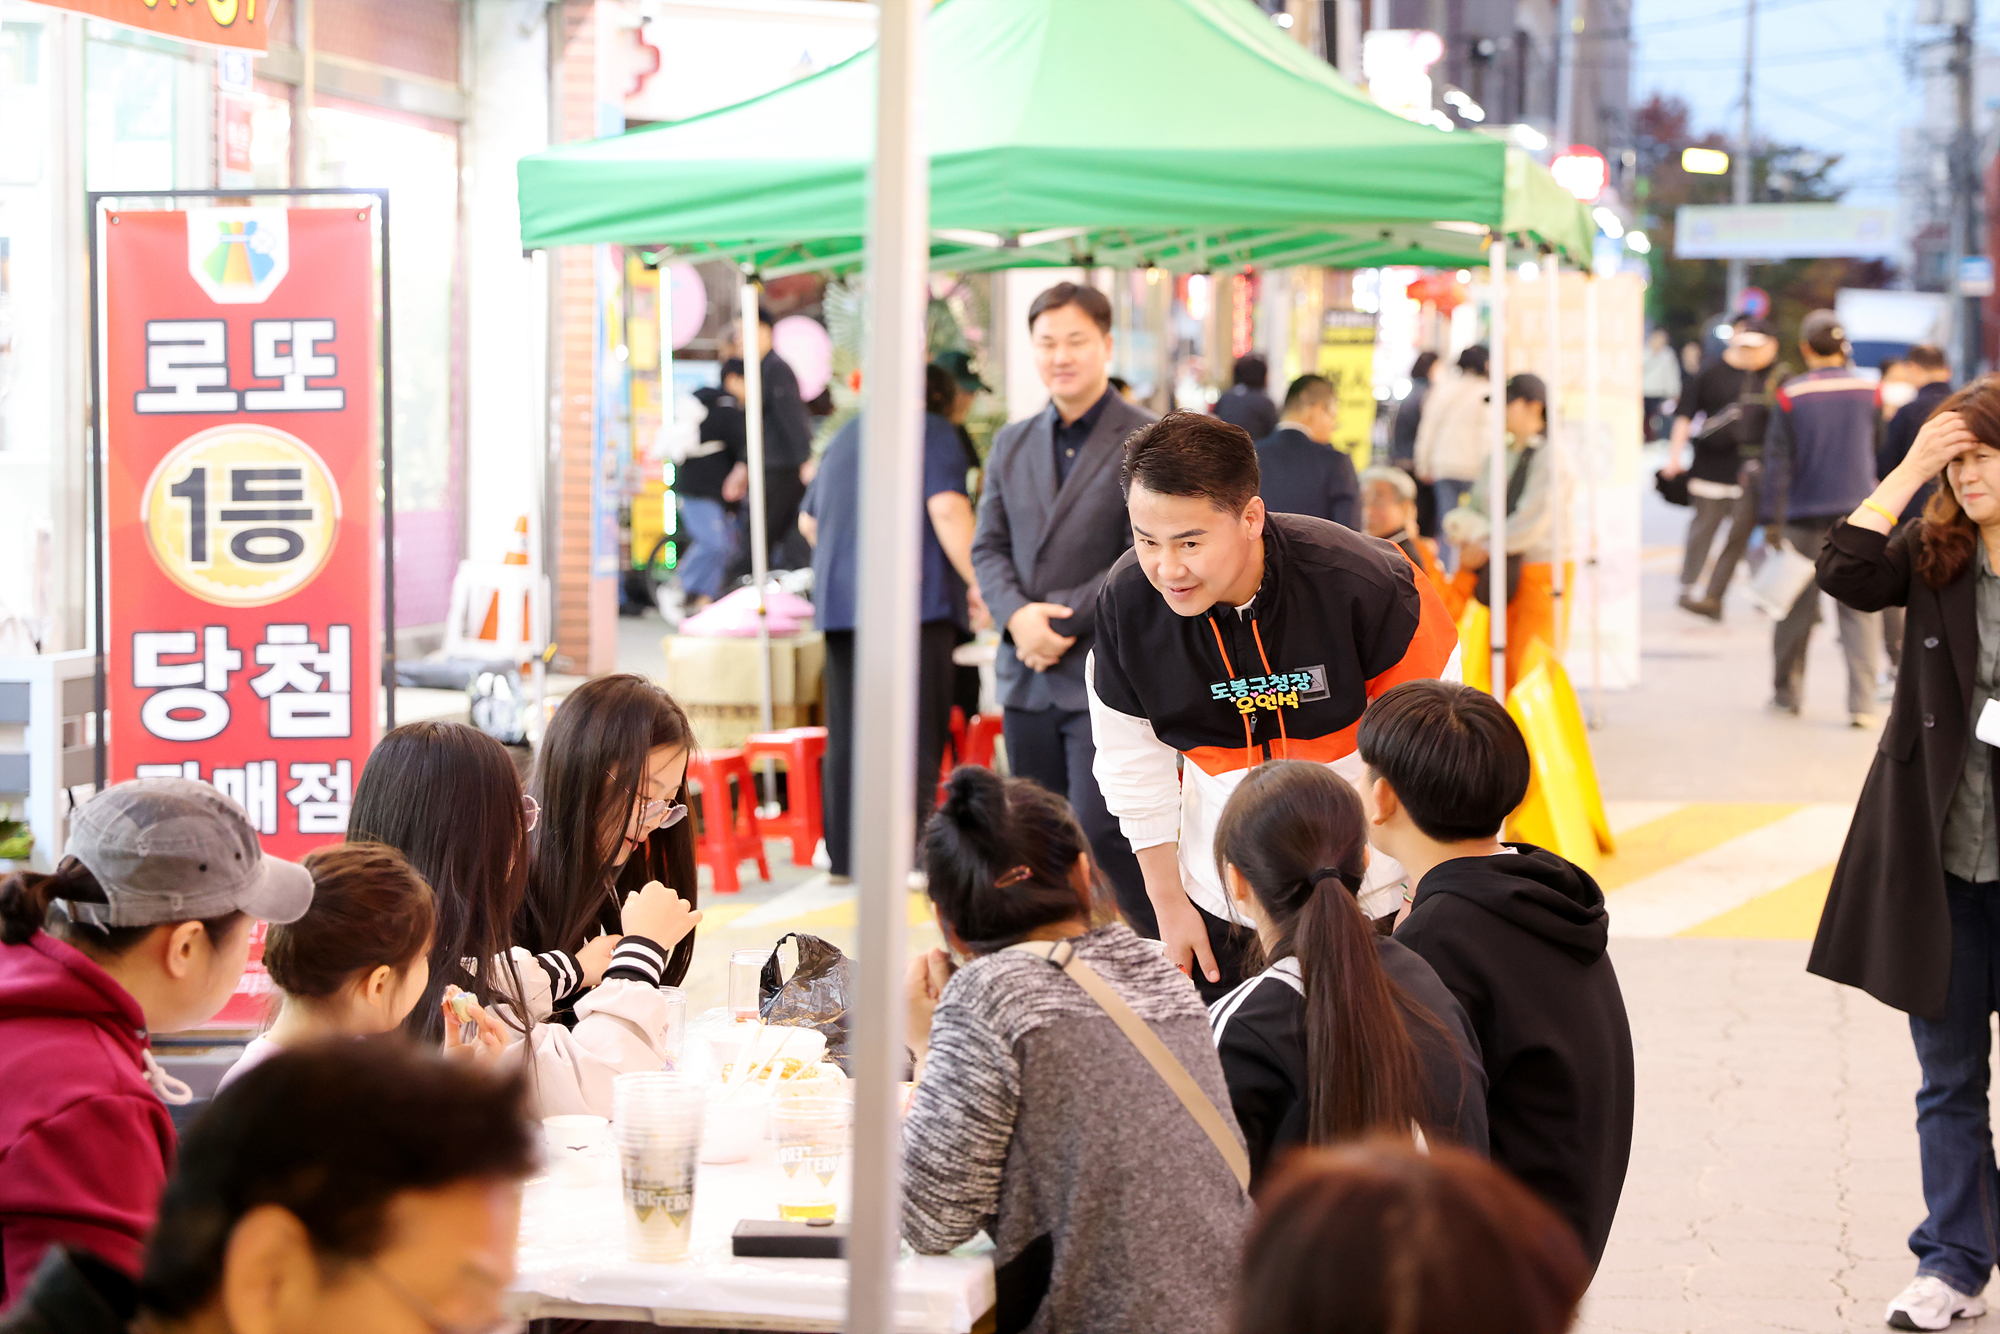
top-left (743, 727), bottom-right (827, 868)
top-left (688, 749), bottom-right (770, 894)
top-left (964, 712), bottom-right (1005, 770)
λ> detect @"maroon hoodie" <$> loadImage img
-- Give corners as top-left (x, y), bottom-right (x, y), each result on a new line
top-left (0, 931), bottom-right (176, 1305)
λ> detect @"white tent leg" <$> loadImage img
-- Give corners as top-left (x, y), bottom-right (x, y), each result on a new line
top-left (1487, 237), bottom-right (1508, 696)
top-left (846, 0), bottom-right (928, 1328)
top-left (1545, 252), bottom-right (1563, 650)
top-left (740, 276), bottom-right (775, 732)
top-left (1585, 272), bottom-right (1604, 727)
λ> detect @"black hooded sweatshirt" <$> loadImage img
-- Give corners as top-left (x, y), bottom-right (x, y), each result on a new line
top-left (1393, 845), bottom-right (1634, 1267)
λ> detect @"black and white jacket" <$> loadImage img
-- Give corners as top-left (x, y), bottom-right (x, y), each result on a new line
top-left (1208, 936), bottom-right (1490, 1187)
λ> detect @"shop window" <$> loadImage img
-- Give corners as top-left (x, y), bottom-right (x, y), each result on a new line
top-left (84, 36), bottom-right (185, 192)
top-left (312, 98), bottom-right (461, 624)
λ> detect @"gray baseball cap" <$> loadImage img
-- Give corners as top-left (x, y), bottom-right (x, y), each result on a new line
top-left (57, 778), bottom-right (313, 928)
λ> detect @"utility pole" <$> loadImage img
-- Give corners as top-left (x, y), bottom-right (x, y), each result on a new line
top-left (1727, 0), bottom-right (1757, 313)
top-left (1555, 0), bottom-right (1578, 151)
top-left (1334, 0), bottom-right (1362, 81)
top-left (1949, 4), bottom-right (1983, 377)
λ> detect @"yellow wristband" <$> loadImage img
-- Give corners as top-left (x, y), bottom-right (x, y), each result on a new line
top-left (1860, 498), bottom-right (1899, 525)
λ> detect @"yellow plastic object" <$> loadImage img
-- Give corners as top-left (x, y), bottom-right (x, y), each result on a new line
top-left (1457, 598), bottom-right (1491, 694)
top-left (1533, 643), bottom-right (1613, 854)
top-left (1505, 660), bottom-right (1602, 873)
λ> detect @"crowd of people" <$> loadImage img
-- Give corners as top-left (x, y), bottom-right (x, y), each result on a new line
top-left (0, 278), bottom-right (1654, 1334)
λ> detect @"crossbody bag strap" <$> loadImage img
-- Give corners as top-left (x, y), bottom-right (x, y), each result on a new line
top-left (1007, 940), bottom-right (1251, 1193)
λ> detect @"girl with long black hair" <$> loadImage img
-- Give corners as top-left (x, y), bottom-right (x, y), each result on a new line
top-left (349, 708), bottom-right (697, 1117)
top-left (1208, 760), bottom-right (1487, 1184)
top-left (520, 673), bottom-right (702, 980)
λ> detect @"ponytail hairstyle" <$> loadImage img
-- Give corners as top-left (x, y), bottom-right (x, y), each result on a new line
top-left (263, 844), bottom-right (435, 1002)
top-left (1213, 761), bottom-right (1434, 1145)
top-left (1, 858), bottom-right (244, 957)
top-left (921, 767), bottom-right (1102, 954)
top-left (1915, 377), bottom-right (2000, 589)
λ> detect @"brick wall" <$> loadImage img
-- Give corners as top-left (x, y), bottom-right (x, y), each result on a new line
top-left (549, 0), bottom-right (603, 674)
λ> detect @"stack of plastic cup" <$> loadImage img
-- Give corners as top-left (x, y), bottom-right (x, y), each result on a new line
top-left (611, 1071), bottom-right (706, 1262)
top-left (769, 1096), bottom-right (852, 1221)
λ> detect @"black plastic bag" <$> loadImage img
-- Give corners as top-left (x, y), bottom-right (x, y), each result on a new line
top-left (758, 933), bottom-right (853, 1074)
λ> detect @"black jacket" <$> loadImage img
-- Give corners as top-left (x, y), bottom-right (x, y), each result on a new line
top-left (1091, 512), bottom-right (1458, 779)
top-left (1394, 846), bottom-right (1635, 1267)
top-left (1208, 936), bottom-right (1489, 1187)
top-left (1877, 380), bottom-right (1954, 523)
top-left (0, 1247), bottom-right (132, 1334)
top-left (1255, 426), bottom-right (1361, 530)
top-left (1214, 385), bottom-right (1279, 442)
top-left (681, 385), bottom-right (746, 500)
top-left (758, 350), bottom-right (816, 469)
top-left (972, 391), bottom-right (1157, 712)
top-left (1812, 521), bottom-right (1987, 1019)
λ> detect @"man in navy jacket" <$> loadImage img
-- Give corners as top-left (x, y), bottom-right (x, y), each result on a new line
top-left (1764, 308), bottom-right (1884, 724)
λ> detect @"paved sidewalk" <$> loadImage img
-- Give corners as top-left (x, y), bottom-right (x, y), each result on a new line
top-left (1575, 938), bottom-right (1972, 1334)
top-left (1574, 484), bottom-right (1980, 1332)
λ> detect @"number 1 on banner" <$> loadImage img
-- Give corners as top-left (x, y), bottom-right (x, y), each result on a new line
top-left (168, 465), bottom-right (209, 564)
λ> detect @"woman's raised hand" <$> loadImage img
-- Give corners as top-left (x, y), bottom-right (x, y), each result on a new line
top-left (621, 879), bottom-right (703, 948)
top-left (1904, 410), bottom-right (1980, 479)
top-left (575, 931), bottom-right (623, 987)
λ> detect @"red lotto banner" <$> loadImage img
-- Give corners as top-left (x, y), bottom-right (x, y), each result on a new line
top-left (98, 206), bottom-right (379, 855)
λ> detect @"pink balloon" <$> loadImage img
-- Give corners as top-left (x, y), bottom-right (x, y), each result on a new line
top-left (772, 315), bottom-right (833, 402)
top-left (666, 262), bottom-right (707, 350)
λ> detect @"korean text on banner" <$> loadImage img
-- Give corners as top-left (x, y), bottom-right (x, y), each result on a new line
top-left (100, 207), bottom-right (379, 861)
top-left (38, 0), bottom-right (271, 53)
top-left (1317, 309), bottom-right (1377, 469)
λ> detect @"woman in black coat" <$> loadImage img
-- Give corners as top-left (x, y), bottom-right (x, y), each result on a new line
top-left (1812, 380), bottom-right (1998, 1330)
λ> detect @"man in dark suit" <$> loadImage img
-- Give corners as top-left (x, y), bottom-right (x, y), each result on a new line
top-left (1213, 354), bottom-right (1279, 441)
top-left (972, 281), bottom-right (1157, 932)
top-left (1255, 374), bottom-right (1361, 529)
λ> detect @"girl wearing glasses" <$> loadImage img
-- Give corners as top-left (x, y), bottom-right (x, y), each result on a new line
top-left (350, 708), bottom-right (698, 1116)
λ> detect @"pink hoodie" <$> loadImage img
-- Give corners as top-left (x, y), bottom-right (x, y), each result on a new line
top-left (0, 931), bottom-right (176, 1305)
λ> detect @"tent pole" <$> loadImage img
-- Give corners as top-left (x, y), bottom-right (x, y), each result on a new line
top-left (739, 274), bottom-right (775, 733)
top-left (1545, 251), bottom-right (1563, 651)
top-left (847, 0), bottom-right (927, 1327)
top-left (1585, 271), bottom-right (1604, 727)
top-left (1487, 236), bottom-right (1507, 697)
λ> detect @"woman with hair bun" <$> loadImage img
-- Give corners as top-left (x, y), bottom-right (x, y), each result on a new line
top-left (1207, 761), bottom-right (1486, 1187)
top-left (901, 766), bottom-right (1250, 1334)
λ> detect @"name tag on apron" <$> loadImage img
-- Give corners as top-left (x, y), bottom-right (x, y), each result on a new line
top-left (1977, 698), bottom-right (2000, 748)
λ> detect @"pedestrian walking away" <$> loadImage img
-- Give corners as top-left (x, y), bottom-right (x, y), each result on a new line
top-left (1412, 345), bottom-right (1491, 569)
top-left (676, 360), bottom-right (749, 612)
top-left (802, 372), bottom-right (984, 880)
top-left (1213, 353), bottom-right (1279, 442)
top-left (972, 281), bottom-right (1157, 936)
top-left (1642, 327), bottom-right (1683, 443)
top-left (1393, 351), bottom-right (1442, 537)
top-left (1665, 316), bottom-right (1779, 620)
top-left (1764, 309), bottom-right (1885, 724)
top-left (723, 308), bottom-right (816, 576)
top-left (1808, 384), bottom-right (2000, 1330)
top-left (1085, 412), bottom-right (1459, 1002)
top-left (1254, 374), bottom-right (1361, 530)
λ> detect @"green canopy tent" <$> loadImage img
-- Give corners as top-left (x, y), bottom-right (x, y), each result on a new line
top-left (517, 0), bottom-right (1592, 271)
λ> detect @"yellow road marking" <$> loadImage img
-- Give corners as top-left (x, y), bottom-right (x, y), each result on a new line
top-left (1677, 865), bottom-right (1833, 940)
top-left (1596, 803), bottom-right (1805, 892)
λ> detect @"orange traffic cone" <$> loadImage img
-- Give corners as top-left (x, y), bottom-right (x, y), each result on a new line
top-left (478, 517), bottom-right (531, 641)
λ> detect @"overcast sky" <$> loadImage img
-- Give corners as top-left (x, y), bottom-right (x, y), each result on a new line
top-left (1627, 0), bottom-right (1939, 211)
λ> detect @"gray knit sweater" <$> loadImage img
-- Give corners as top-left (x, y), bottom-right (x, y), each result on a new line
top-left (902, 923), bottom-right (1253, 1334)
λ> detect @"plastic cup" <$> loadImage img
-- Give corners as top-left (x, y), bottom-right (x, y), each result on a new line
top-left (768, 1096), bottom-right (851, 1221)
top-left (658, 986), bottom-right (687, 1066)
top-left (728, 949), bottom-right (769, 1022)
top-left (611, 1072), bottom-right (706, 1262)
top-left (542, 1114), bottom-right (611, 1187)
